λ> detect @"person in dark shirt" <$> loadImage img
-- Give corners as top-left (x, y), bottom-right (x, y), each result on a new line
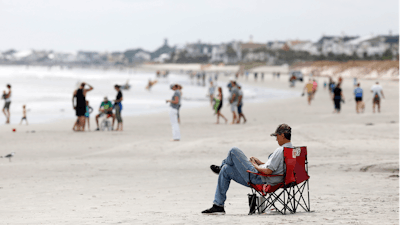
top-left (114, 85), bottom-right (123, 131)
top-left (332, 83), bottom-right (344, 114)
top-left (72, 82), bottom-right (93, 131)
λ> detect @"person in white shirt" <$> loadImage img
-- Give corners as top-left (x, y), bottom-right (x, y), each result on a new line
top-left (166, 84), bottom-right (181, 141)
top-left (202, 124), bottom-right (293, 215)
top-left (370, 81), bottom-right (385, 113)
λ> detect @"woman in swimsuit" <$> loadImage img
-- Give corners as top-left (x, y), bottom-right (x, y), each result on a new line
top-left (214, 87), bottom-right (227, 124)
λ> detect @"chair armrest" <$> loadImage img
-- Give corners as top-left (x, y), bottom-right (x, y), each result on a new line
top-left (246, 170), bottom-right (283, 177)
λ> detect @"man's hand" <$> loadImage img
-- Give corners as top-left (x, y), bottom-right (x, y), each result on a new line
top-left (250, 157), bottom-right (263, 165)
top-left (250, 158), bottom-right (258, 168)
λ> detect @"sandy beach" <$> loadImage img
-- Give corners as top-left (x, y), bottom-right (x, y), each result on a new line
top-left (0, 71), bottom-right (398, 224)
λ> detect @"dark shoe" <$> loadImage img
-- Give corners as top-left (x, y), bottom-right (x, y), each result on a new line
top-left (95, 128), bottom-right (100, 131)
top-left (210, 165), bottom-right (221, 175)
top-left (202, 204), bottom-right (225, 215)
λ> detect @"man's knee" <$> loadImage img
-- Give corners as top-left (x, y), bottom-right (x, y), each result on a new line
top-left (229, 147), bottom-right (242, 155)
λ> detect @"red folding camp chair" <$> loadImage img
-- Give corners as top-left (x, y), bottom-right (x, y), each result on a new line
top-left (247, 146), bottom-right (310, 215)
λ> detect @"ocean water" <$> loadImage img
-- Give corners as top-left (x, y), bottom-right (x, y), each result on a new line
top-left (0, 66), bottom-right (300, 124)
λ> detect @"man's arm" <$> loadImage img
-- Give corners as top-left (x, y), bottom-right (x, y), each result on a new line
top-left (238, 95), bottom-right (242, 105)
top-left (115, 97), bottom-right (123, 103)
top-left (230, 93), bottom-right (236, 103)
top-left (250, 158), bottom-right (273, 174)
top-left (381, 90), bottom-right (385, 98)
top-left (166, 96), bottom-right (179, 104)
top-left (84, 84), bottom-right (94, 94)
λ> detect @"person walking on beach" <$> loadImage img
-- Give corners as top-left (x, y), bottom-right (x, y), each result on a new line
top-left (254, 72), bottom-right (258, 81)
top-left (229, 80), bottom-right (239, 124)
top-left (73, 82), bottom-right (93, 131)
top-left (371, 81), bottom-right (385, 113)
top-left (208, 81), bottom-right (215, 106)
top-left (85, 101), bottom-right (93, 130)
top-left (354, 83), bottom-right (364, 113)
top-left (114, 85), bottom-right (123, 131)
top-left (214, 87), bottom-right (227, 124)
top-left (3, 84), bottom-right (11, 123)
top-left (289, 74), bottom-right (296, 87)
top-left (20, 105), bottom-right (28, 125)
top-left (312, 79), bottom-right (318, 99)
top-left (303, 79), bottom-right (314, 105)
top-left (333, 83), bottom-right (344, 114)
top-left (166, 84), bottom-right (181, 141)
top-left (201, 124), bottom-right (293, 214)
top-left (261, 73), bottom-right (264, 81)
top-left (236, 85), bottom-right (246, 124)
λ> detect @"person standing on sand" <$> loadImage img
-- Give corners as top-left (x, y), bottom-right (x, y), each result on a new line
top-left (3, 84), bottom-right (11, 123)
top-left (370, 81), bottom-right (385, 113)
top-left (254, 72), bottom-right (258, 81)
top-left (202, 124), bottom-right (293, 215)
top-left (177, 84), bottom-right (183, 124)
top-left (20, 105), bottom-right (28, 125)
top-left (236, 85), bottom-right (247, 124)
top-left (303, 79), bottom-right (314, 105)
top-left (73, 82), bottom-right (93, 131)
top-left (354, 83), bottom-right (364, 113)
top-left (85, 100), bottom-right (93, 130)
top-left (166, 84), bottom-right (181, 141)
top-left (333, 83), bottom-right (344, 114)
top-left (229, 80), bottom-right (239, 124)
top-left (214, 87), bottom-right (227, 124)
top-left (114, 85), bottom-right (123, 131)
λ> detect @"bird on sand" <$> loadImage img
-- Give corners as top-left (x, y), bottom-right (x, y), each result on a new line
top-left (1, 152), bottom-right (15, 162)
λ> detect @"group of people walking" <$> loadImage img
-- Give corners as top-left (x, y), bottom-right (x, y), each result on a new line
top-left (210, 79), bottom-right (247, 125)
top-left (72, 82), bottom-right (123, 131)
top-left (312, 77), bottom-right (386, 114)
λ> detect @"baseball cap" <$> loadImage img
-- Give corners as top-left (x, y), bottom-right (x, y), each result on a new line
top-left (104, 96), bottom-right (108, 101)
top-left (270, 124), bottom-right (291, 136)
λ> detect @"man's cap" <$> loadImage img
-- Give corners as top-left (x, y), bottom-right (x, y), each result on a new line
top-left (104, 96), bottom-right (108, 100)
top-left (270, 124), bottom-right (291, 136)
top-left (170, 82), bottom-right (181, 89)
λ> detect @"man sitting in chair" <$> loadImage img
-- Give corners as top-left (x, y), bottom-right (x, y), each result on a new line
top-left (202, 124), bottom-right (293, 215)
top-left (95, 97), bottom-right (115, 131)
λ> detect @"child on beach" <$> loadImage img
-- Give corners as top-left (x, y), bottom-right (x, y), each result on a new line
top-left (85, 100), bottom-right (93, 131)
top-left (20, 105), bottom-right (28, 125)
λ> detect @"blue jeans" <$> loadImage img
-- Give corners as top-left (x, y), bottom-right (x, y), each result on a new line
top-left (213, 147), bottom-right (263, 206)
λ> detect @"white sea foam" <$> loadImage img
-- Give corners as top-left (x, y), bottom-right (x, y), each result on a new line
top-left (0, 66), bottom-right (299, 124)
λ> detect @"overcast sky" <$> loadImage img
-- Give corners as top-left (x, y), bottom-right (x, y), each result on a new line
top-left (0, 0), bottom-right (398, 52)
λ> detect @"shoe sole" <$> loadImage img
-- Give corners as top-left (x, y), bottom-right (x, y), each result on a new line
top-left (202, 212), bottom-right (225, 215)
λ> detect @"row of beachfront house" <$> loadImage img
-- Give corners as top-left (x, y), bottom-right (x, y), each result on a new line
top-left (1, 34), bottom-right (398, 65)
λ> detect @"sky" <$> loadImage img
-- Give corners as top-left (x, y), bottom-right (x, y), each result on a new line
top-left (0, 0), bottom-right (398, 52)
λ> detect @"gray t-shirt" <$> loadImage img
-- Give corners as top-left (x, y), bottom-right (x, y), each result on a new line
top-left (238, 89), bottom-right (243, 105)
top-left (170, 90), bottom-right (181, 109)
top-left (209, 86), bottom-right (215, 95)
top-left (260, 142), bottom-right (293, 186)
top-left (230, 86), bottom-right (239, 103)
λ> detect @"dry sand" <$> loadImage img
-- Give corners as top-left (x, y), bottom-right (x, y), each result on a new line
top-left (0, 72), bottom-right (398, 224)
